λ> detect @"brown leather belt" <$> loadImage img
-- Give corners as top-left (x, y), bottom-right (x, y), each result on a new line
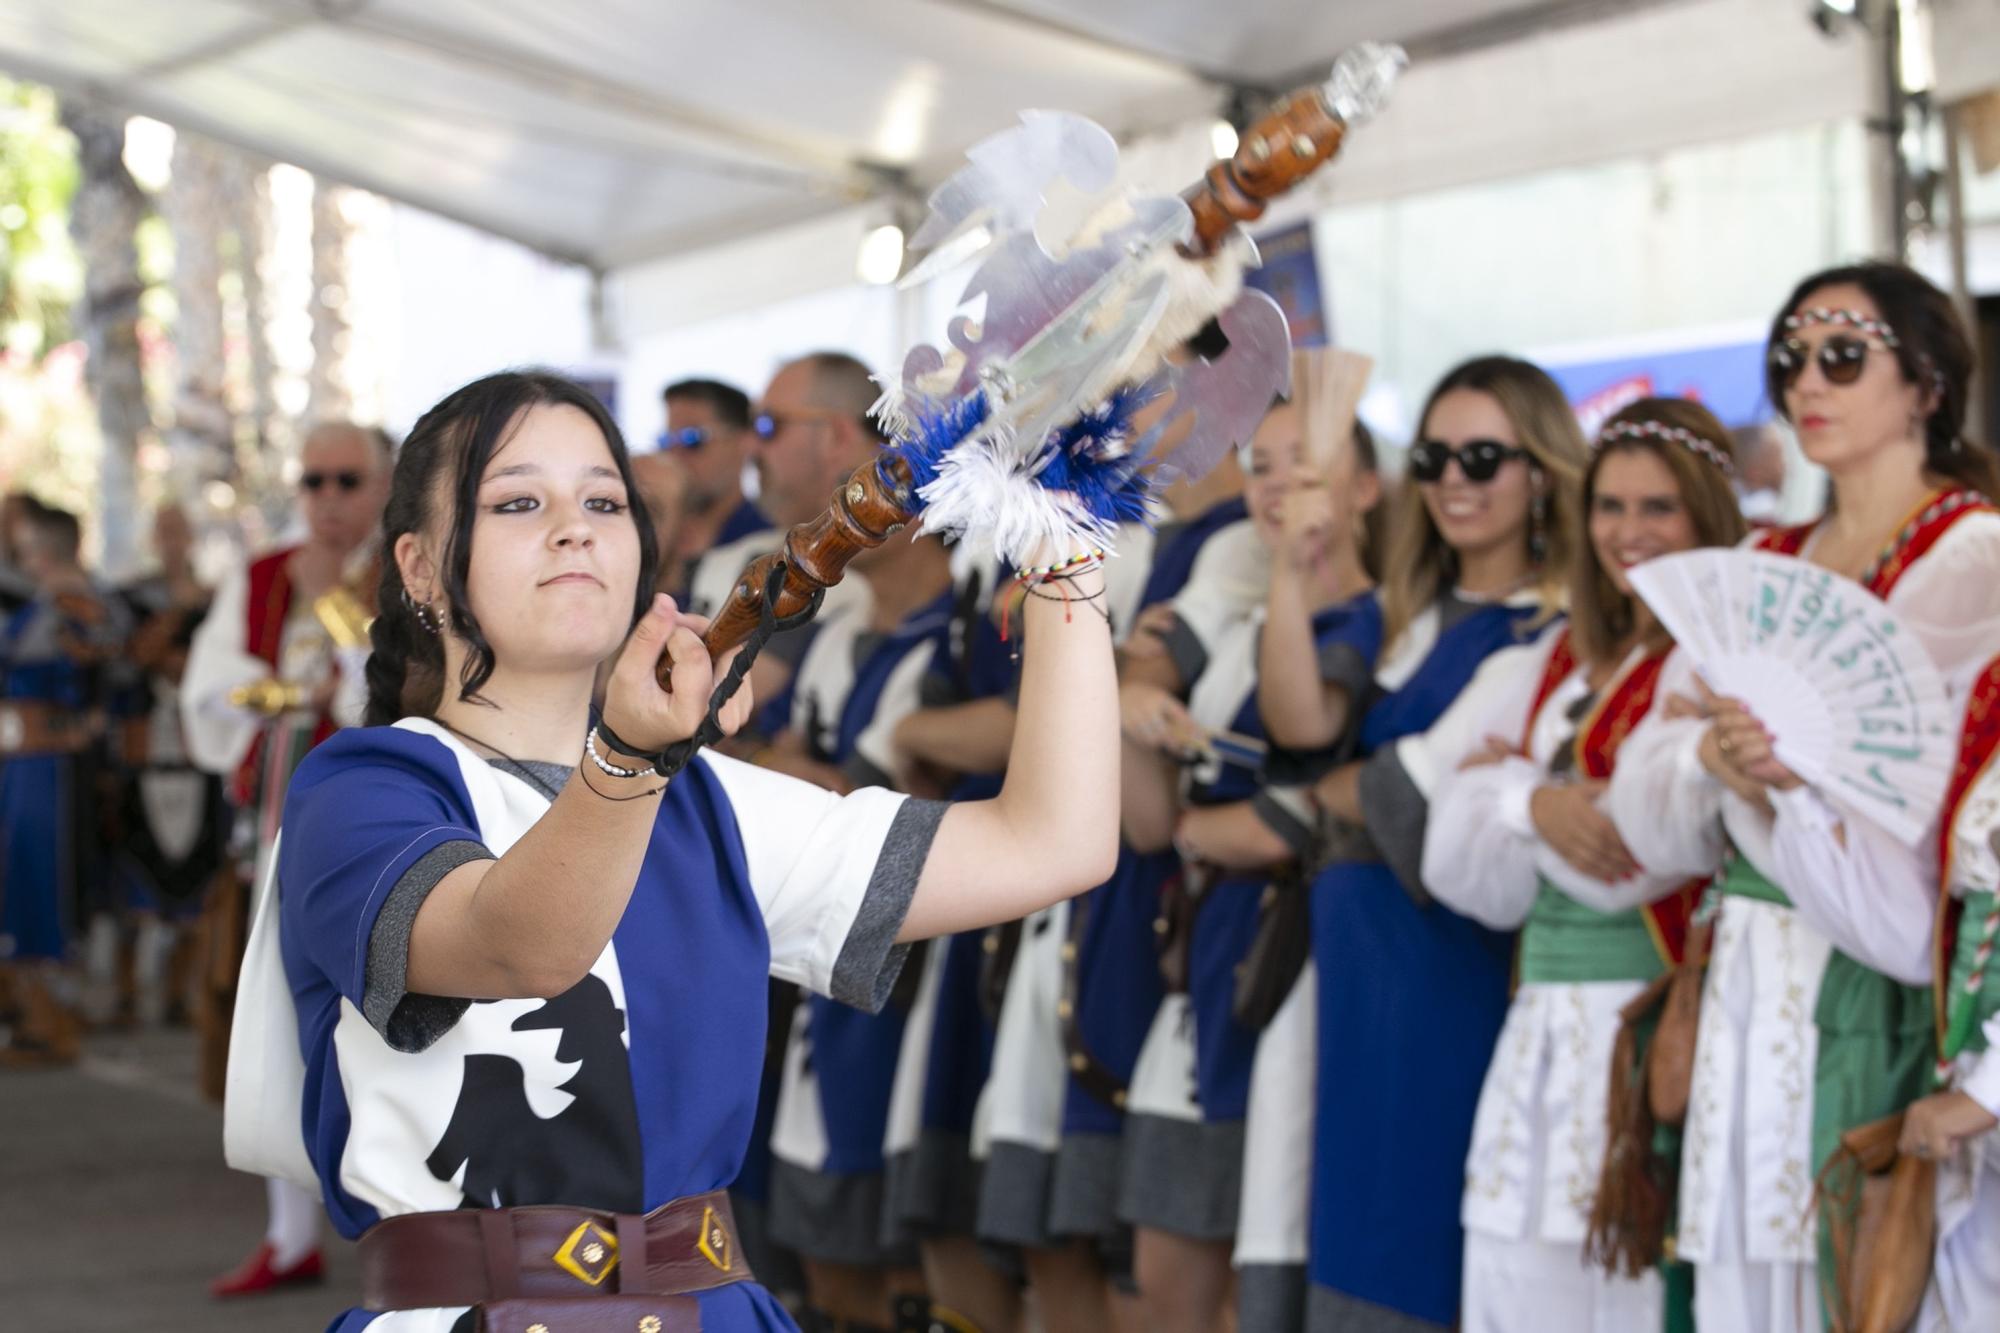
top-left (358, 1189), bottom-right (752, 1312)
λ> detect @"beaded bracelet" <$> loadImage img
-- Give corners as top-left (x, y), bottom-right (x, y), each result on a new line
top-left (578, 764), bottom-right (666, 802)
top-left (1016, 548), bottom-right (1105, 584)
top-left (585, 725), bottom-right (649, 780)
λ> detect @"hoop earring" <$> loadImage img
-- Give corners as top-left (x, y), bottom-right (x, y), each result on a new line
top-left (401, 586), bottom-right (441, 635)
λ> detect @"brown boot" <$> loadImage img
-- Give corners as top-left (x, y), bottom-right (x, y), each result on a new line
top-left (0, 967), bottom-right (83, 1069)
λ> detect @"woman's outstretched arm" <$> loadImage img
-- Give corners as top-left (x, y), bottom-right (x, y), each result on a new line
top-left (902, 559), bottom-right (1119, 938)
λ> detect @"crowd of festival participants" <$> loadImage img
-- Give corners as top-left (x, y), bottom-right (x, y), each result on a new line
top-left (3, 257), bottom-right (1999, 1333)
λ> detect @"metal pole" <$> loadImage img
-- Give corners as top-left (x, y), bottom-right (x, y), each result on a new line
top-left (1942, 104), bottom-right (1985, 442)
top-left (1884, 1), bottom-right (1912, 258)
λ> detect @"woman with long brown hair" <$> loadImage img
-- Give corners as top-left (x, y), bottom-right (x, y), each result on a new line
top-left (1609, 261), bottom-right (2000, 1333)
top-left (230, 369), bottom-right (1122, 1332)
top-left (1422, 398), bottom-right (1745, 1330)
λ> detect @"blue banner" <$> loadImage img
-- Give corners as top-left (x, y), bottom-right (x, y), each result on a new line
top-left (1545, 338), bottom-right (1771, 434)
top-left (1245, 222), bottom-right (1328, 348)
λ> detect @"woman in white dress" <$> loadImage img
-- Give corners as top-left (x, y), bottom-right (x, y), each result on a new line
top-left (1608, 261), bottom-right (2000, 1333)
top-left (1423, 398), bottom-right (1746, 1332)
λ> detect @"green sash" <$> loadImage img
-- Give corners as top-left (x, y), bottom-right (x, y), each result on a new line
top-left (1517, 879), bottom-right (1667, 985)
top-left (1717, 853), bottom-right (1790, 907)
top-left (1944, 889), bottom-right (2000, 1062)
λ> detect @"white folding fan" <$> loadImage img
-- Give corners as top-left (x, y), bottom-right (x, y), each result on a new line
top-left (1628, 548), bottom-right (1957, 845)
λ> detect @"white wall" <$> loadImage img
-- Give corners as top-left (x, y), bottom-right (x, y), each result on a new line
top-left (615, 282), bottom-right (905, 447)
top-left (1314, 119), bottom-right (1879, 439)
top-left (378, 204), bottom-right (599, 435)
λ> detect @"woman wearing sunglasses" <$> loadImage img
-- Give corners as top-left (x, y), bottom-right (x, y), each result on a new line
top-left (1609, 262), bottom-right (2000, 1333)
top-left (226, 370), bottom-right (1122, 1333)
top-left (1277, 356), bottom-right (1585, 1332)
top-left (1420, 399), bottom-right (1746, 1332)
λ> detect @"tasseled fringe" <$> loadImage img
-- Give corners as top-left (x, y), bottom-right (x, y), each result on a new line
top-left (1808, 1111), bottom-right (1937, 1333)
top-left (1583, 970), bottom-right (1674, 1278)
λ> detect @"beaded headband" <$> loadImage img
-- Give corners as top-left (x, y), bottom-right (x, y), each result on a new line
top-left (1595, 418), bottom-right (1736, 480)
top-left (1781, 307), bottom-right (1902, 348)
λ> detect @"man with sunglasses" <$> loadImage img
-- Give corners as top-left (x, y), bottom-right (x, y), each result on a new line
top-left (648, 378), bottom-right (769, 607)
top-left (181, 418), bottom-right (391, 1300)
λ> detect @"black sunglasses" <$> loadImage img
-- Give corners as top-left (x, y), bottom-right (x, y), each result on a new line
top-left (301, 470), bottom-right (364, 494)
top-left (1407, 438), bottom-right (1528, 484)
top-left (656, 426), bottom-right (712, 451)
top-left (1768, 333), bottom-right (1883, 390)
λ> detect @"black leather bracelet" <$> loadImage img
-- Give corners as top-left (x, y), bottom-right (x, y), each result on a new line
top-left (594, 715), bottom-right (670, 775)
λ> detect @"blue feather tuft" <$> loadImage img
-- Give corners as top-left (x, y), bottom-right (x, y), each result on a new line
top-left (1033, 383), bottom-right (1157, 529)
top-left (891, 392), bottom-right (989, 505)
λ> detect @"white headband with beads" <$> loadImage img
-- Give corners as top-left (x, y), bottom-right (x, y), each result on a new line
top-left (1595, 418), bottom-right (1736, 480)
top-left (1782, 307), bottom-right (1902, 348)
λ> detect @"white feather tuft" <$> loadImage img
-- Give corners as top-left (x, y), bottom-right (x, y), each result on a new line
top-left (916, 441), bottom-right (1124, 568)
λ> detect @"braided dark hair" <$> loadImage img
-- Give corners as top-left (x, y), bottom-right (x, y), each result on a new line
top-left (1767, 261), bottom-right (1999, 498)
top-left (364, 370), bottom-right (658, 727)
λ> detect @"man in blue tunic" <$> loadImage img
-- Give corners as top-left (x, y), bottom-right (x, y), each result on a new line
top-left (759, 353), bottom-right (960, 1332)
top-left (0, 501), bottom-right (129, 1066)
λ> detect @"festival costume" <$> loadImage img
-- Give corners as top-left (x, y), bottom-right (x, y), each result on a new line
top-left (1304, 590), bottom-right (1550, 1332)
top-left (111, 577), bottom-right (228, 921)
top-left (767, 580), bottom-right (954, 1267)
top-left (1916, 652), bottom-right (2000, 1331)
top-left (970, 509), bottom-right (1242, 1253)
top-left (225, 719), bottom-right (945, 1330)
top-left (0, 587), bottom-right (125, 965)
top-left (182, 546), bottom-right (368, 1289)
top-left (1608, 492), bottom-right (2000, 1333)
top-left (881, 558), bottom-right (1017, 1248)
top-left (1424, 630), bottom-right (1707, 1332)
top-left (1121, 550), bottom-right (1382, 1261)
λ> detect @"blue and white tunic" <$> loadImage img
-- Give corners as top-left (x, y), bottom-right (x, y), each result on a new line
top-left (268, 719), bottom-right (943, 1331)
top-left (883, 560), bottom-right (1017, 1242)
top-left (766, 583), bottom-right (953, 1265)
top-left (1306, 592), bottom-right (1551, 1332)
top-left (1120, 565), bottom-right (1382, 1244)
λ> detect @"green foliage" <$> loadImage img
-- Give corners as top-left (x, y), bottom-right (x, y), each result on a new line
top-left (0, 79), bottom-right (81, 357)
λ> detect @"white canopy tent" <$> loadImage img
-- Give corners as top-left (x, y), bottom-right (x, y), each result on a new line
top-left (5, 0), bottom-right (1995, 442)
top-left (0, 0), bottom-right (1897, 279)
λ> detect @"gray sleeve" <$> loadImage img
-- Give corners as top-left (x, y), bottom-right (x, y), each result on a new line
top-left (827, 797), bottom-right (949, 1012)
top-left (1250, 787), bottom-right (1318, 859)
top-left (1159, 614), bottom-right (1207, 689)
top-left (1356, 745), bottom-right (1431, 906)
top-left (362, 839), bottom-right (491, 1052)
top-left (1318, 640), bottom-right (1375, 699)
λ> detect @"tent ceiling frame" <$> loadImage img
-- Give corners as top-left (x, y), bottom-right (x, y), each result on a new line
top-left (180, 0), bottom-right (874, 193)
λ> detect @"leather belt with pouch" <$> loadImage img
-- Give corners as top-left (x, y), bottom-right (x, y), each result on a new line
top-left (1154, 863), bottom-right (1213, 996)
top-left (978, 920), bottom-right (1024, 1024)
top-left (1231, 859), bottom-right (1311, 1031)
top-left (1058, 890), bottom-right (1128, 1110)
top-left (359, 1189), bottom-right (751, 1332)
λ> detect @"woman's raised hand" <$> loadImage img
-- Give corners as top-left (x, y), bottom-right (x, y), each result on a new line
top-left (601, 594), bottom-right (753, 753)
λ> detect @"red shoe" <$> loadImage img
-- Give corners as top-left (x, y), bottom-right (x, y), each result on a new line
top-left (209, 1241), bottom-right (324, 1298)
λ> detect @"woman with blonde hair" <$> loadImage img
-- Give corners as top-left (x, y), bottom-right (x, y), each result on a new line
top-left (1287, 355), bottom-right (1587, 1331)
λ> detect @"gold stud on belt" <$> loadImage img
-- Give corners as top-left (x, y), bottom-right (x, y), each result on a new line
top-left (552, 1219), bottom-right (621, 1286)
top-left (696, 1204), bottom-right (733, 1272)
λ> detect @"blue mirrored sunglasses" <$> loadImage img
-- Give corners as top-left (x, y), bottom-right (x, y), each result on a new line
top-left (655, 426), bottom-right (712, 451)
